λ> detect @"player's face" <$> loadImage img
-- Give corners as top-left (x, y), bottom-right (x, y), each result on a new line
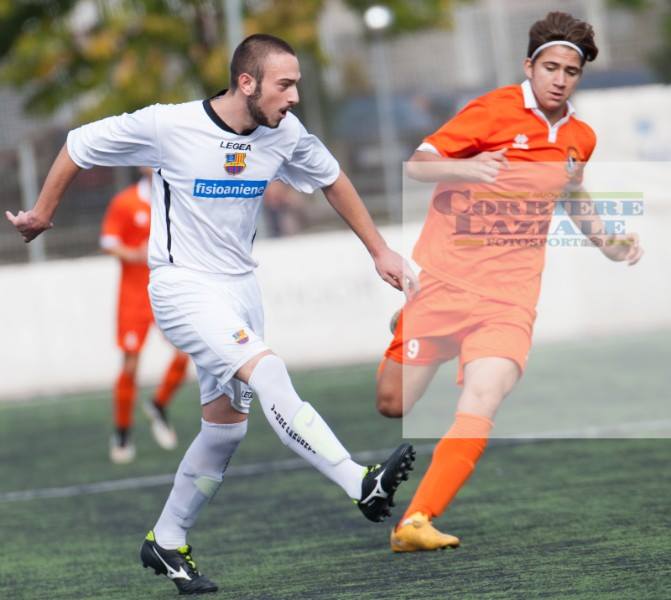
top-left (247, 52), bottom-right (301, 129)
top-left (523, 45), bottom-right (583, 118)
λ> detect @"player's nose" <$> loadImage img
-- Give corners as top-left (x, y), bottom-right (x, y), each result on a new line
top-left (554, 71), bottom-right (567, 87)
top-left (287, 88), bottom-right (299, 105)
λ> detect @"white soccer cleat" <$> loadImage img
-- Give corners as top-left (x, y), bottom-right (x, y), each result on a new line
top-left (109, 434), bottom-right (136, 464)
top-left (143, 399), bottom-right (178, 450)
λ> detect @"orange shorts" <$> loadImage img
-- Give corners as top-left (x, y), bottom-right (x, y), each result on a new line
top-left (384, 271), bottom-right (536, 385)
top-left (117, 313), bottom-right (153, 353)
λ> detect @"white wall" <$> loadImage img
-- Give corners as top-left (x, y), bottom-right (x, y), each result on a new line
top-left (574, 85), bottom-right (671, 161)
top-left (2, 208), bottom-right (669, 402)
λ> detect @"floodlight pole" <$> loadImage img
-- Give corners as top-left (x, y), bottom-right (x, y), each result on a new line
top-left (485, 0), bottom-right (513, 88)
top-left (365, 5), bottom-right (402, 223)
top-left (18, 140), bottom-right (46, 262)
top-left (369, 38), bottom-right (401, 222)
top-left (224, 0), bottom-right (244, 55)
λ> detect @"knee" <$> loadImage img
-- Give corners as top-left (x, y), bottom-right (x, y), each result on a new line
top-left (202, 417), bottom-right (248, 447)
top-left (376, 385), bottom-right (404, 418)
top-left (461, 381), bottom-right (508, 416)
top-left (122, 353), bottom-right (139, 377)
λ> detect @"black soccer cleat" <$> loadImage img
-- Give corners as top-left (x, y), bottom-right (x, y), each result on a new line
top-left (140, 531), bottom-right (218, 595)
top-left (357, 443), bottom-right (416, 523)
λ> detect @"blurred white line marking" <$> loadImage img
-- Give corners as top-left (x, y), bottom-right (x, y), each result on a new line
top-left (2, 420), bottom-right (671, 503)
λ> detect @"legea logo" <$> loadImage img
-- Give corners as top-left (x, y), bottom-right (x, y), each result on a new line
top-left (193, 179), bottom-right (268, 199)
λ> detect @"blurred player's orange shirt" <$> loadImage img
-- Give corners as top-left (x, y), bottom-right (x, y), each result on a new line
top-left (100, 179), bottom-right (152, 320)
top-left (413, 81), bottom-right (596, 308)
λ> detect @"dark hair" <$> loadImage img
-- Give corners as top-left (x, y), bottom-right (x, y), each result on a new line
top-left (528, 12), bottom-right (598, 65)
top-left (230, 34), bottom-right (296, 91)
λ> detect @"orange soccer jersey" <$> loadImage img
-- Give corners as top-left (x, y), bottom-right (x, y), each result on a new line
top-left (100, 180), bottom-right (153, 351)
top-left (413, 80), bottom-right (597, 309)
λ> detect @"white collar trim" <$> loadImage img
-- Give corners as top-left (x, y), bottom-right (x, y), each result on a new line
top-left (521, 80), bottom-right (575, 143)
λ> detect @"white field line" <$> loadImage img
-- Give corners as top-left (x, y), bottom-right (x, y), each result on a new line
top-left (0, 448), bottom-right (417, 503)
top-left (2, 419), bottom-right (671, 504)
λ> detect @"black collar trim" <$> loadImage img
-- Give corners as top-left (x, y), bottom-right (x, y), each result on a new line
top-left (203, 89), bottom-right (257, 136)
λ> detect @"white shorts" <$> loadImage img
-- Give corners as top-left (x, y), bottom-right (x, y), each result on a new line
top-left (149, 265), bottom-right (267, 412)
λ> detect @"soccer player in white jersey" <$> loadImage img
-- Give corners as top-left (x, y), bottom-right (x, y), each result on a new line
top-left (7, 34), bottom-right (418, 595)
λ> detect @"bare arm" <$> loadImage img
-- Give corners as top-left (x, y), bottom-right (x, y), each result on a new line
top-left (322, 171), bottom-right (387, 257)
top-left (562, 188), bottom-right (643, 265)
top-left (322, 171), bottom-right (418, 298)
top-left (5, 144), bottom-right (81, 242)
top-left (405, 149), bottom-right (509, 184)
top-left (102, 243), bottom-right (148, 264)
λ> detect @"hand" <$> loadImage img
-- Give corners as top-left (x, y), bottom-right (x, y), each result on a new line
top-left (5, 209), bottom-right (53, 242)
top-left (127, 243), bottom-right (148, 264)
top-left (455, 148), bottom-right (509, 183)
top-left (599, 233), bottom-right (643, 266)
top-left (373, 247), bottom-right (420, 301)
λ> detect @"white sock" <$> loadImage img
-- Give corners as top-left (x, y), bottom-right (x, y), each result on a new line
top-left (248, 355), bottom-right (363, 500)
top-left (153, 418), bottom-right (247, 549)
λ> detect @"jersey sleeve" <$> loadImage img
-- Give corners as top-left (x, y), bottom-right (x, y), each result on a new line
top-left (420, 98), bottom-right (493, 158)
top-left (584, 129), bottom-right (597, 162)
top-left (67, 104), bottom-right (162, 170)
top-left (100, 196), bottom-right (127, 250)
top-left (275, 121), bottom-right (340, 193)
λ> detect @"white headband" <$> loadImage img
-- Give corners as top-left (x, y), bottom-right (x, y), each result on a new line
top-left (530, 40), bottom-right (584, 62)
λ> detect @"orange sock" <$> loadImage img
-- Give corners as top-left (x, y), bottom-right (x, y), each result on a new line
top-left (403, 412), bottom-right (493, 521)
top-left (115, 371), bottom-right (136, 430)
top-left (155, 354), bottom-right (189, 407)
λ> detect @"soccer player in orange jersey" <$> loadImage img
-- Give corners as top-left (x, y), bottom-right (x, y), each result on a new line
top-left (377, 12), bottom-right (644, 551)
top-left (101, 167), bottom-right (189, 463)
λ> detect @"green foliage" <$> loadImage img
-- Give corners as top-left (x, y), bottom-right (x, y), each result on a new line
top-left (1, 1), bottom-right (230, 121)
top-left (0, 0), bottom-right (454, 121)
top-left (0, 0), bottom-right (78, 57)
top-left (608, 0), bottom-right (651, 9)
top-left (246, 0), bottom-right (325, 57)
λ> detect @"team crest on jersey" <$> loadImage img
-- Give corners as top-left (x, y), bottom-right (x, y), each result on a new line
top-left (233, 329), bottom-right (249, 344)
top-left (566, 146), bottom-right (580, 174)
top-left (225, 152), bottom-right (247, 175)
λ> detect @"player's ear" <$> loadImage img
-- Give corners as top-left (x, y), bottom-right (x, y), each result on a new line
top-left (523, 58), bottom-right (533, 80)
top-left (238, 73), bottom-right (257, 97)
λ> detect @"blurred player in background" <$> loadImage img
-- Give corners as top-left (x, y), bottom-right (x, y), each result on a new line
top-left (100, 167), bottom-right (189, 464)
top-left (263, 179), bottom-right (308, 237)
top-left (376, 12), bottom-right (643, 552)
top-left (7, 33), bottom-right (418, 596)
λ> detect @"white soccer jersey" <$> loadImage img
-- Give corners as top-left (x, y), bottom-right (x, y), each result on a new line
top-left (67, 96), bottom-right (340, 274)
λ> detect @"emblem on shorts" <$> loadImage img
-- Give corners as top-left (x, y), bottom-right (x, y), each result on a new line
top-left (512, 134), bottom-right (529, 149)
top-left (233, 329), bottom-right (249, 344)
top-left (225, 152), bottom-right (246, 175)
